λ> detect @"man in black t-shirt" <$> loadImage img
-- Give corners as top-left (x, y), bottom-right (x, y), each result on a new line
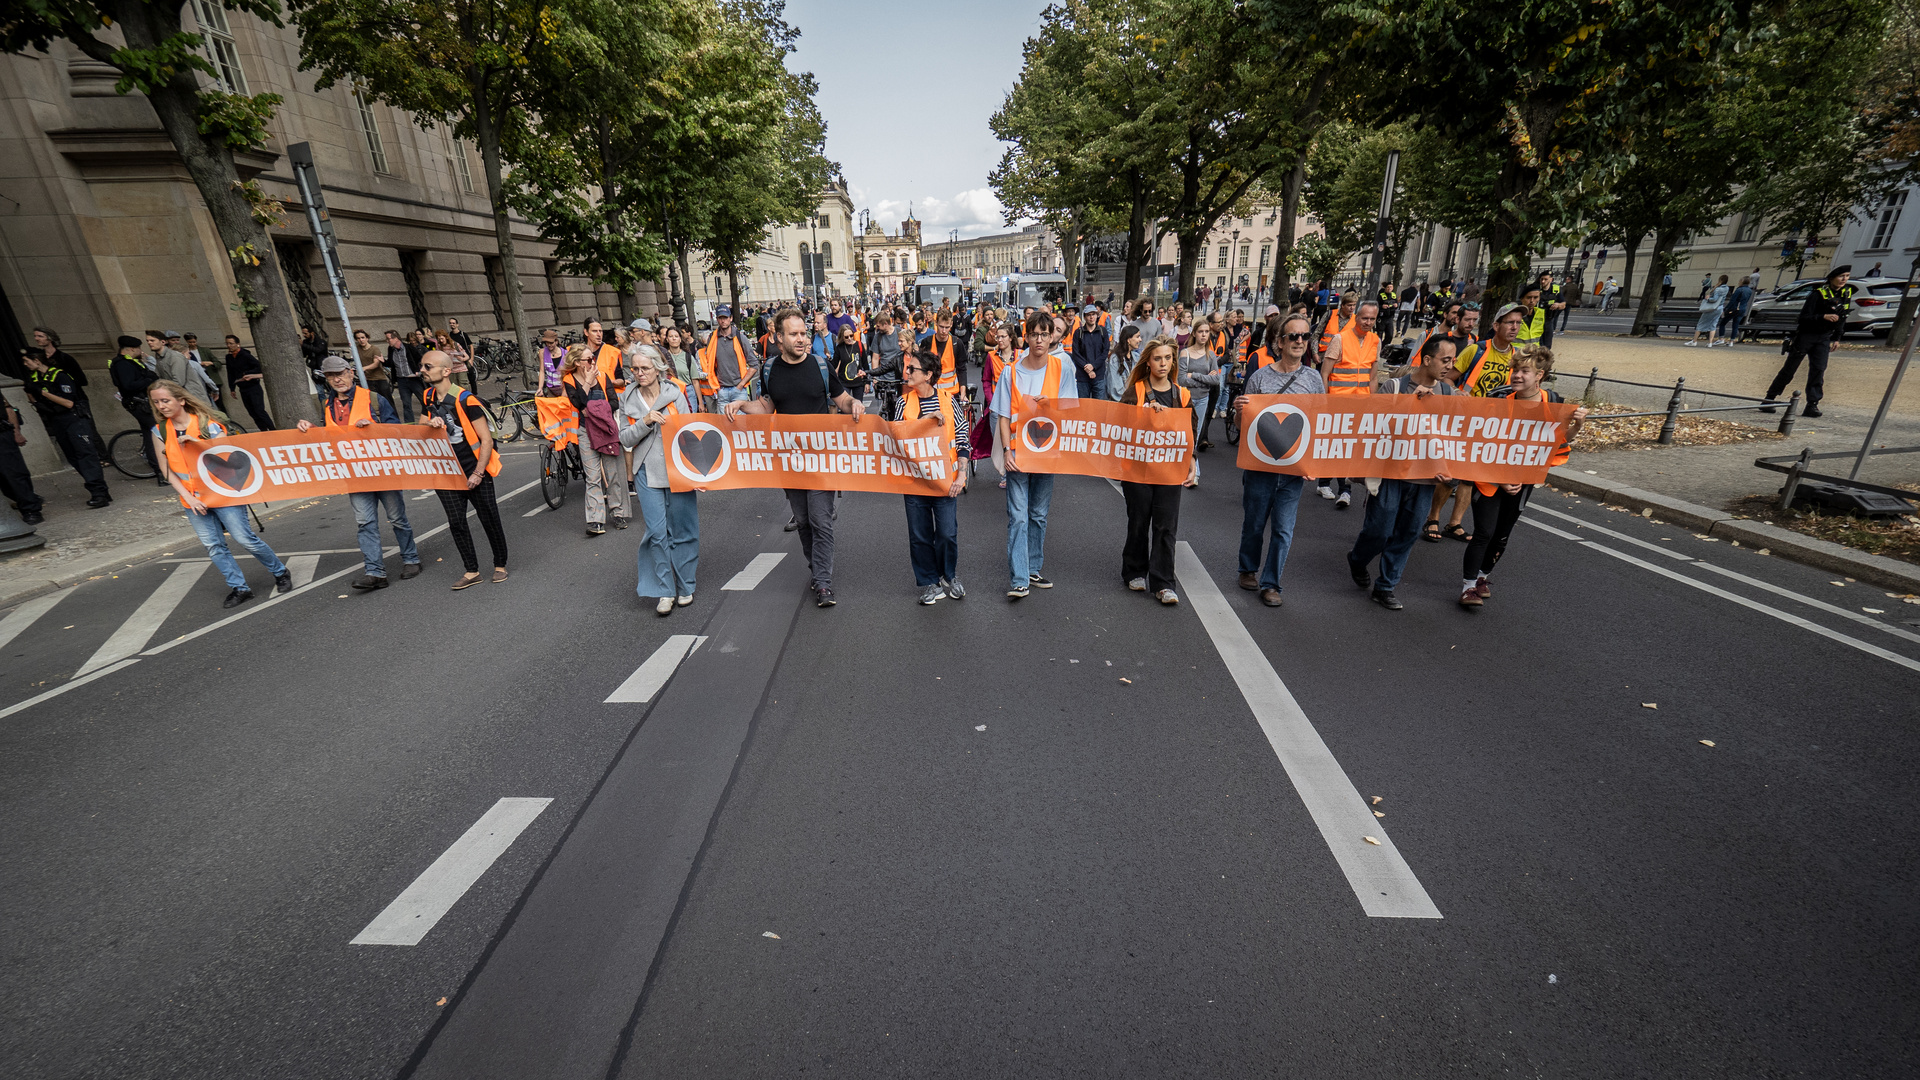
top-left (724, 307), bottom-right (865, 607)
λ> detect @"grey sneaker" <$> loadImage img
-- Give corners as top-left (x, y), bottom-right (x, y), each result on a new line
top-left (919, 583), bottom-right (943, 605)
top-left (944, 577), bottom-right (966, 600)
top-left (1156, 589), bottom-right (1180, 606)
top-left (1128, 577), bottom-right (1147, 591)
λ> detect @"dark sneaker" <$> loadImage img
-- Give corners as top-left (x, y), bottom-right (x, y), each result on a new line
top-left (1758, 401), bottom-right (1779, 414)
top-left (1238, 571), bottom-right (1258, 591)
top-left (1348, 557), bottom-right (1372, 591)
top-left (351, 575), bottom-right (389, 591)
top-left (274, 571), bottom-right (293, 594)
top-left (1029, 574), bottom-right (1053, 588)
top-left (1474, 577), bottom-right (1492, 599)
top-left (1007, 584), bottom-right (1030, 600)
top-left (1371, 590), bottom-right (1404, 610)
top-left (1802, 406), bottom-right (1823, 418)
top-left (1459, 588), bottom-right (1484, 609)
top-left (399, 563), bottom-right (422, 580)
top-left (86, 497), bottom-right (112, 509)
top-left (815, 587), bottom-right (836, 607)
top-left (784, 516), bottom-right (800, 532)
top-left (944, 577), bottom-right (966, 600)
top-left (21, 510), bottom-right (43, 526)
top-left (222, 587), bottom-right (254, 609)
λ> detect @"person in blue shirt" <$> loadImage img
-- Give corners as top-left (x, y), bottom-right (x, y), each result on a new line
top-left (1069, 303), bottom-right (1111, 400)
top-left (991, 310), bottom-right (1079, 599)
top-left (294, 356), bottom-right (420, 590)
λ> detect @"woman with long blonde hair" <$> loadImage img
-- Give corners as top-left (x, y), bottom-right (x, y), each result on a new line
top-left (1117, 338), bottom-right (1199, 604)
top-left (148, 379), bottom-right (290, 608)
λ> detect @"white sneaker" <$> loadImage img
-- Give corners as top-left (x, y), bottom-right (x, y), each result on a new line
top-left (1128, 577), bottom-right (1148, 591)
top-left (1336, 491), bottom-right (1352, 509)
top-left (1318, 484), bottom-right (1336, 500)
top-left (676, 594), bottom-right (693, 606)
top-left (1156, 589), bottom-right (1179, 606)
top-left (655, 596), bottom-right (673, 616)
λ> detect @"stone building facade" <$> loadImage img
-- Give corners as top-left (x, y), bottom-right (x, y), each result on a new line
top-left (853, 216), bottom-right (922, 300)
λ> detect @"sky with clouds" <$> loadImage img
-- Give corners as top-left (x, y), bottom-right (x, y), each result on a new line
top-left (782, 0), bottom-right (1046, 239)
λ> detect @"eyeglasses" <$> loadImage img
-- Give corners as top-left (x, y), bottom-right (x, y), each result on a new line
top-left (1282, 332), bottom-right (1311, 342)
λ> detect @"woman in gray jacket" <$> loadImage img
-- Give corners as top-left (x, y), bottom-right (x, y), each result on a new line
top-left (618, 345), bottom-right (698, 615)
top-left (1177, 332), bottom-right (1222, 455)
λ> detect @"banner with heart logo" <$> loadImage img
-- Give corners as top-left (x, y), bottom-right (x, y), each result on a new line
top-left (1006, 398), bottom-right (1193, 485)
top-left (1234, 393), bottom-right (1579, 484)
top-left (661, 413), bottom-right (956, 495)
top-left (175, 423), bottom-right (470, 506)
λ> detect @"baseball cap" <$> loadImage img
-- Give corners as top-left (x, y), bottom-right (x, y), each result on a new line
top-left (715, 304), bottom-right (733, 318)
top-left (1493, 302), bottom-right (1524, 322)
top-left (629, 317), bottom-right (653, 331)
top-left (164, 329), bottom-right (184, 339)
top-left (1082, 304), bottom-right (1097, 314)
top-left (319, 356), bottom-right (352, 374)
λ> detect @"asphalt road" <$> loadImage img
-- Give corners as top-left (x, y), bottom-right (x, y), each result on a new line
top-left (3, 441), bottom-right (1918, 1078)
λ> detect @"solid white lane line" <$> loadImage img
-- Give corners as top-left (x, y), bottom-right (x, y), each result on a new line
top-left (722, 552), bottom-right (786, 591)
top-left (76, 562), bottom-right (209, 676)
top-left (1522, 521), bottom-right (1920, 675)
top-left (0, 658), bottom-right (140, 721)
top-left (413, 492), bottom-right (435, 501)
top-left (604, 635), bottom-right (709, 703)
top-left (351, 797), bottom-right (553, 946)
top-left (1175, 541), bottom-right (1442, 919)
top-left (521, 503), bottom-right (548, 517)
top-left (285, 554), bottom-right (321, 590)
top-left (0, 592), bottom-right (69, 651)
top-left (1531, 504), bottom-right (1694, 561)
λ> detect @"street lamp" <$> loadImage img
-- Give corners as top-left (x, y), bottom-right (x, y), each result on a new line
top-left (1230, 229), bottom-right (1240, 312)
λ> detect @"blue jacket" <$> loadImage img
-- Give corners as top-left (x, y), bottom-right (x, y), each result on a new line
top-left (1071, 321), bottom-right (1111, 377)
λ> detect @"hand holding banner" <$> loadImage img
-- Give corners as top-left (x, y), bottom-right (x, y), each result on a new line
top-left (1235, 393), bottom-right (1577, 485)
top-left (1006, 398), bottom-right (1192, 485)
top-left (176, 423), bottom-right (470, 506)
top-left (662, 413), bottom-right (954, 495)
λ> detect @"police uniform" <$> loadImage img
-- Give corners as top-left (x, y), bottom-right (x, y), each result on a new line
top-left (0, 395), bottom-right (45, 521)
top-left (24, 365), bottom-right (111, 505)
top-left (1766, 266), bottom-right (1854, 415)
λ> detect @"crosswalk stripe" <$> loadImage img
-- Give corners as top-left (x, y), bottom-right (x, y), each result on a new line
top-left (284, 554), bottom-right (321, 590)
top-left (722, 552), bottom-right (786, 591)
top-left (0, 591), bottom-right (69, 652)
top-left (351, 797), bottom-right (553, 946)
top-left (605, 635), bottom-right (708, 703)
top-left (76, 562), bottom-right (210, 677)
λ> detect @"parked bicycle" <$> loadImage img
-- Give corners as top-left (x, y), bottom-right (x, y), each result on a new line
top-left (108, 414), bottom-right (249, 479)
top-left (471, 337), bottom-right (525, 382)
top-left (489, 388), bottom-right (538, 443)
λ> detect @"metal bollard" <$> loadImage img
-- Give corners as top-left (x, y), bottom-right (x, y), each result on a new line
top-left (1777, 391), bottom-right (1800, 435)
top-left (1584, 365), bottom-right (1600, 403)
top-left (1657, 376), bottom-right (1686, 445)
top-left (1778, 446), bottom-right (1811, 510)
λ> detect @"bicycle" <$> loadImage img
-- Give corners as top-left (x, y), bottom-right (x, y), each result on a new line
top-left (108, 414), bottom-right (249, 479)
top-left (539, 439), bottom-right (584, 509)
top-left (489, 388), bottom-right (538, 443)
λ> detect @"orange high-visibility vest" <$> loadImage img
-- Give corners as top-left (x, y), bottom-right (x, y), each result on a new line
top-left (537, 395), bottom-right (579, 450)
top-left (1125, 380), bottom-right (1191, 408)
top-left (900, 384), bottom-right (960, 470)
top-left (161, 411), bottom-right (218, 507)
top-left (928, 335), bottom-right (958, 391)
top-left (1319, 310), bottom-right (1353, 353)
top-left (698, 333), bottom-right (751, 394)
top-left (321, 385), bottom-right (373, 428)
top-left (1003, 355), bottom-right (1065, 418)
top-left (1325, 322), bottom-right (1379, 396)
top-left (1250, 346), bottom-right (1276, 371)
top-left (595, 343), bottom-right (625, 388)
top-left (427, 386), bottom-right (501, 476)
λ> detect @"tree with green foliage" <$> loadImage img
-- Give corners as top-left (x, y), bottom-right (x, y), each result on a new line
top-left (1302, 123), bottom-right (1423, 284)
top-left (4, 1), bottom-right (314, 421)
top-left (293, 0), bottom-right (596, 385)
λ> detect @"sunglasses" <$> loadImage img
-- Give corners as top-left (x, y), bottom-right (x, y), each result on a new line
top-left (1282, 332), bottom-right (1312, 342)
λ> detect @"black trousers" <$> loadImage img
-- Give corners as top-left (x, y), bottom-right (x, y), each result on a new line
top-left (392, 377), bottom-right (425, 422)
top-left (235, 379), bottom-right (276, 430)
top-left (1463, 485), bottom-right (1531, 579)
top-left (0, 434), bottom-right (42, 513)
top-left (1121, 480), bottom-right (1181, 592)
top-left (436, 474), bottom-right (508, 572)
top-left (44, 413), bottom-right (110, 500)
top-left (1767, 334), bottom-right (1832, 406)
top-left (123, 399), bottom-right (162, 476)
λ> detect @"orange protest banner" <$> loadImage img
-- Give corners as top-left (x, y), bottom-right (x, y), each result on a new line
top-left (1235, 393), bottom-right (1578, 485)
top-left (662, 413), bottom-right (955, 495)
top-left (1006, 397), bottom-right (1192, 485)
top-left (177, 423), bottom-right (470, 507)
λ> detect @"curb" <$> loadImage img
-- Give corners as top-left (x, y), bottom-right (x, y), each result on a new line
top-left (1546, 466), bottom-right (1920, 593)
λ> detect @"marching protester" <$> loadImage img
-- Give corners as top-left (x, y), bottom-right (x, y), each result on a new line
top-left (21, 348), bottom-right (111, 508)
top-left (1317, 290), bottom-right (1357, 352)
top-left (659, 325), bottom-right (704, 407)
top-left (537, 328), bottom-right (566, 392)
top-left (1427, 302), bottom-right (1529, 543)
top-left (835, 322), bottom-right (870, 403)
top-left (723, 307), bottom-right (865, 608)
top-left (1178, 326), bottom-right (1222, 453)
top-left (562, 344), bottom-right (631, 535)
top-left (619, 345), bottom-right (698, 615)
top-left (1070, 302), bottom-right (1111, 401)
top-left (992, 310), bottom-right (1077, 600)
top-left (582, 316), bottom-right (625, 389)
top-left (1315, 298), bottom-right (1383, 508)
top-left (1764, 264), bottom-right (1851, 419)
top-left (148, 379), bottom-right (290, 608)
top-left (1119, 338), bottom-right (1199, 605)
top-left (420, 350), bottom-right (508, 589)
top-left (926, 310), bottom-right (967, 400)
top-left (109, 335), bottom-right (162, 481)
top-left (896, 347), bottom-right (970, 605)
top-left (1235, 313), bottom-right (1324, 607)
top-left (1345, 335), bottom-right (1457, 611)
top-left (868, 309), bottom-right (911, 387)
top-left (699, 305), bottom-right (757, 411)
top-left (1459, 346), bottom-right (1586, 609)
top-left (293, 357), bottom-right (420, 590)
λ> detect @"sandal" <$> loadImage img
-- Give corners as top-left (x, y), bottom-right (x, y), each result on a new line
top-left (1442, 524), bottom-right (1472, 543)
top-left (452, 572), bottom-right (483, 590)
top-left (1420, 520), bottom-right (1443, 543)
top-left (492, 568), bottom-right (509, 583)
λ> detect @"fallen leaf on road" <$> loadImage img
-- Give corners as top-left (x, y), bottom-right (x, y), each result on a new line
top-left (1847, 577), bottom-right (1856, 582)
top-left (1830, 581), bottom-right (1846, 586)
top-left (1694, 534), bottom-right (1711, 540)
top-left (762, 931), bottom-right (781, 939)
top-left (1757, 548), bottom-right (1770, 556)
top-left (974, 725), bottom-right (986, 732)
top-left (1699, 740), bottom-right (1716, 747)
top-left (436, 997), bottom-right (447, 1006)
top-left (1642, 702), bottom-right (1658, 709)
top-left (1641, 508), bottom-right (1652, 517)
top-left (1118, 677), bottom-right (1132, 684)
top-left (1370, 796), bottom-right (1383, 805)
top-left (1069, 659), bottom-right (1079, 663)
top-left (1729, 540), bottom-right (1740, 547)
top-left (1863, 608), bottom-right (1886, 614)
top-left (1363, 836), bottom-right (1382, 846)
top-left (1374, 811), bottom-right (1386, 818)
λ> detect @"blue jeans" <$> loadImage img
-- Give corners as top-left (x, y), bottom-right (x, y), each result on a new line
top-left (903, 493), bottom-right (959, 586)
top-left (1076, 369), bottom-right (1109, 401)
top-left (634, 483), bottom-right (700, 598)
top-left (1005, 471), bottom-right (1054, 589)
top-left (351, 489), bottom-right (418, 577)
top-left (1238, 471), bottom-right (1305, 592)
top-left (714, 386), bottom-right (751, 410)
top-left (187, 503), bottom-right (286, 590)
top-left (1347, 479), bottom-right (1434, 593)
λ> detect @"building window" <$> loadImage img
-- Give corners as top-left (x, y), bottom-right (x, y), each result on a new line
top-left (871, 257), bottom-right (881, 273)
top-left (1869, 191), bottom-right (1906, 251)
top-left (1241, 217), bottom-right (1253, 228)
top-left (821, 242), bottom-right (832, 268)
top-left (1216, 245), bottom-right (1228, 269)
top-left (398, 250), bottom-right (432, 328)
top-left (191, 1), bottom-right (248, 95)
top-left (888, 255), bottom-right (896, 272)
top-left (353, 86), bottom-right (388, 173)
top-left (453, 139), bottom-right (475, 194)
top-left (1260, 245), bottom-right (1271, 268)
top-left (1735, 213), bottom-right (1762, 244)
top-left (799, 242), bottom-right (810, 257)
top-left (1215, 276), bottom-right (1225, 289)
top-left (1238, 245), bottom-right (1250, 268)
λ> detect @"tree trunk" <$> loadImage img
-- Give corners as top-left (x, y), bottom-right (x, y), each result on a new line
top-left (678, 248), bottom-right (696, 321)
top-left (728, 268), bottom-right (741, 320)
top-left (1619, 231), bottom-right (1644, 305)
top-left (99, 2), bottom-right (311, 422)
top-left (1475, 99), bottom-right (1559, 336)
top-left (1176, 229), bottom-right (1204, 308)
top-left (1124, 169), bottom-right (1147, 303)
top-left (659, 205), bottom-right (688, 326)
top-left (1632, 227), bottom-right (1683, 337)
top-left (470, 79), bottom-right (534, 390)
top-left (1064, 206), bottom-right (1084, 303)
top-left (1272, 158), bottom-right (1305, 309)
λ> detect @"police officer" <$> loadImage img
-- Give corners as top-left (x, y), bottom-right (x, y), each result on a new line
top-left (1765, 264), bottom-right (1853, 419)
top-left (0, 394), bottom-right (44, 524)
top-left (108, 335), bottom-right (163, 484)
top-left (21, 350), bottom-right (111, 508)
